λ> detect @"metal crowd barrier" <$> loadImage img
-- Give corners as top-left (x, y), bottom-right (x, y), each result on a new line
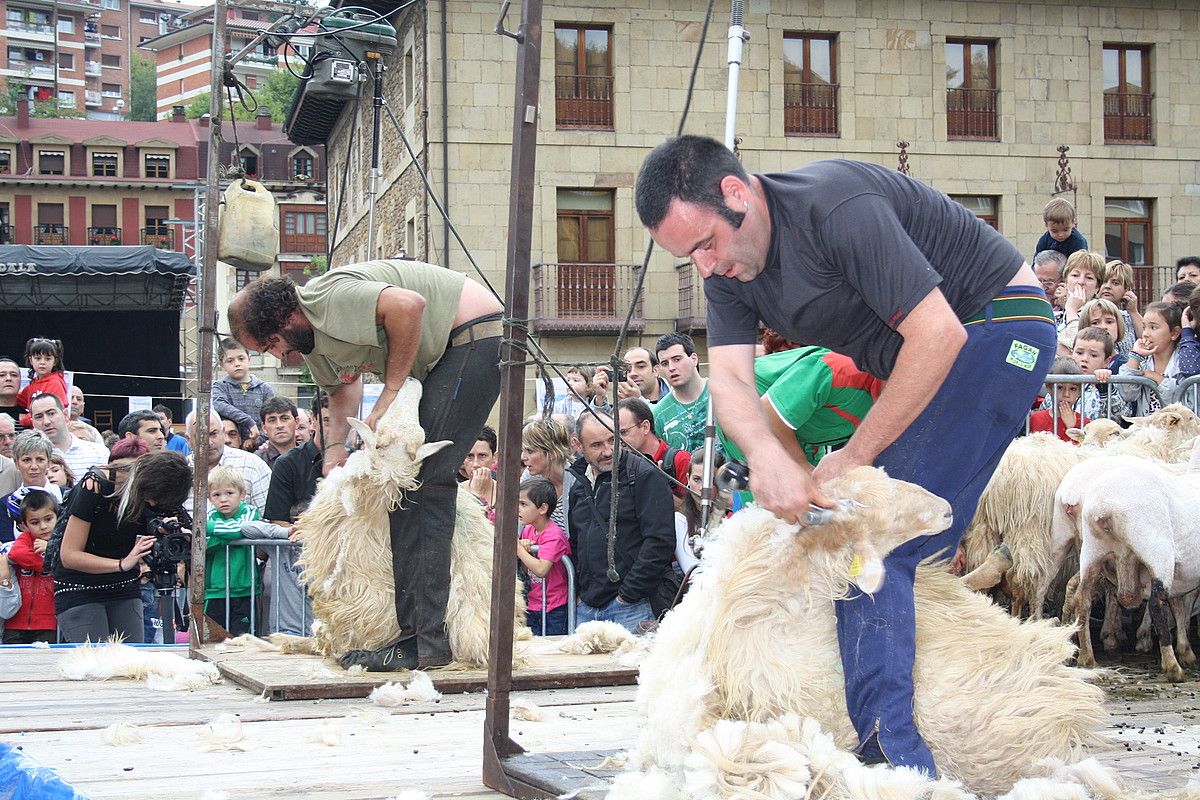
top-left (1024, 373), bottom-right (1162, 433)
top-left (1177, 374), bottom-right (1200, 415)
top-left (222, 539), bottom-right (310, 637)
top-left (527, 547), bottom-right (577, 636)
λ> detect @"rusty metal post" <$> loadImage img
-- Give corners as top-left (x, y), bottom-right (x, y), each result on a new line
top-left (483, 0), bottom-right (543, 792)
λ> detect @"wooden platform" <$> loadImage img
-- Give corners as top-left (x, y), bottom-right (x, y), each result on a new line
top-left (195, 637), bottom-right (637, 700)
top-left (2, 645), bottom-right (1199, 798)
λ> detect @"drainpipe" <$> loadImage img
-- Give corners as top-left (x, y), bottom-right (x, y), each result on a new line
top-left (441, 0), bottom-right (449, 266)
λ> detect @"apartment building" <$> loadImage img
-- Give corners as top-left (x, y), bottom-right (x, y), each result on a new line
top-left (0, 0), bottom-right (196, 118)
top-left (306, 0), bottom-right (1199, 378)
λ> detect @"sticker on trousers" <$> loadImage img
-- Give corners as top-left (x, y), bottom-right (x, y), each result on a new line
top-left (1005, 340), bottom-right (1040, 371)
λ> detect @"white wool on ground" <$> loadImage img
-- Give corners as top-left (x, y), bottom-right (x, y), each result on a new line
top-left (30, 640), bottom-right (49, 648)
top-left (927, 780), bottom-right (979, 800)
top-left (57, 641), bottom-right (221, 690)
top-left (101, 723), bottom-right (143, 746)
top-left (200, 792), bottom-right (230, 800)
top-left (996, 778), bottom-right (1090, 800)
top-left (369, 671), bottom-right (442, 707)
top-left (197, 712), bottom-right (247, 751)
top-left (1031, 757), bottom-right (1123, 799)
top-left (345, 663), bottom-right (367, 674)
top-left (215, 634), bottom-right (279, 652)
top-left (304, 721), bottom-right (344, 747)
top-left (511, 697), bottom-right (545, 721)
top-left (386, 792), bottom-right (431, 800)
top-left (345, 707), bottom-right (389, 726)
top-left (840, 764), bottom-right (936, 800)
top-left (683, 718), bottom-right (811, 800)
top-left (614, 634), bottom-right (653, 668)
top-left (604, 768), bottom-right (685, 800)
top-left (557, 620), bottom-right (633, 654)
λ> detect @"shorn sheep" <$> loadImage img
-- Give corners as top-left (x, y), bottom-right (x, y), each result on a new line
top-left (285, 379), bottom-right (529, 667)
top-left (621, 467), bottom-right (1107, 799)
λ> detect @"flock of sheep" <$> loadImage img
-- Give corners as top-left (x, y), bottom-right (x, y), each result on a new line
top-left (278, 380), bottom-right (1200, 799)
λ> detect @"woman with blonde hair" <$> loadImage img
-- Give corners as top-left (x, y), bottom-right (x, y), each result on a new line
top-left (1097, 259), bottom-right (1142, 353)
top-left (520, 416), bottom-right (575, 535)
top-left (1057, 250), bottom-right (1107, 355)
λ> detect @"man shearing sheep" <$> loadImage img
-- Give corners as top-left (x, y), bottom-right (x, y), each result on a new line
top-left (227, 260), bottom-right (503, 671)
top-left (636, 135), bottom-right (1056, 776)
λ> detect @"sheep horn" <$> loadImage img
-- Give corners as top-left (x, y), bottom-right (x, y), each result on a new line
top-left (415, 440), bottom-right (453, 462)
top-left (346, 418), bottom-right (377, 450)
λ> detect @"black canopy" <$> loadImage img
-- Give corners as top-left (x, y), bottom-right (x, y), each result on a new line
top-left (0, 245), bottom-right (195, 311)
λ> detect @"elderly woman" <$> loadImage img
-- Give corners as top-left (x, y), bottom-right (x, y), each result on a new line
top-left (520, 417), bottom-right (575, 536)
top-left (2, 430), bottom-right (62, 545)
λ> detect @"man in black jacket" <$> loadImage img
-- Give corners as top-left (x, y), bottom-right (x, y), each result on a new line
top-left (567, 411), bottom-right (676, 633)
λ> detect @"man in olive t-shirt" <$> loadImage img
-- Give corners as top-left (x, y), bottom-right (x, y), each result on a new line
top-left (228, 260), bottom-right (503, 670)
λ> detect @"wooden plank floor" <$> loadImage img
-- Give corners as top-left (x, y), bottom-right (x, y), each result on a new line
top-left (2, 646), bottom-right (1198, 798)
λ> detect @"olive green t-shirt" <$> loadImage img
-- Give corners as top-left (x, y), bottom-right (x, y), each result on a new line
top-left (296, 259), bottom-right (465, 392)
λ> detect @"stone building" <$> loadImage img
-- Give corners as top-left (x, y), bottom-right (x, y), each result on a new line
top-left (310, 0), bottom-right (1200, 394)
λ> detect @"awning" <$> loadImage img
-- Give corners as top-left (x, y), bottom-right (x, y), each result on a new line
top-left (0, 245), bottom-right (195, 311)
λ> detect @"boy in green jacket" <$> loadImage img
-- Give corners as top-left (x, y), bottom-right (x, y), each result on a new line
top-left (205, 465), bottom-right (261, 634)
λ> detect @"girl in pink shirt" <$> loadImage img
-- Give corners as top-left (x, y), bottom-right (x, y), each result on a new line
top-left (515, 477), bottom-right (571, 635)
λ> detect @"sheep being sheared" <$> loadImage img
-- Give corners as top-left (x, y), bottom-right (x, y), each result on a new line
top-left (289, 379), bottom-right (529, 667)
top-left (625, 466), bottom-right (1106, 798)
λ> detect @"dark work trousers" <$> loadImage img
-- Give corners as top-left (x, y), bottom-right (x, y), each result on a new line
top-left (834, 285), bottom-right (1057, 775)
top-left (389, 330), bottom-right (501, 666)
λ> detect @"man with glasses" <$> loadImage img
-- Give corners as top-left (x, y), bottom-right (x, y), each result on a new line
top-left (1033, 250), bottom-right (1068, 326)
top-left (0, 359), bottom-right (21, 425)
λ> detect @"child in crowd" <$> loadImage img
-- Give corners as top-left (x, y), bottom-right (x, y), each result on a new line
top-left (1072, 327), bottom-right (1127, 423)
top-left (675, 448), bottom-right (729, 573)
top-left (1119, 300), bottom-right (1193, 416)
top-left (5, 488), bottom-right (59, 643)
top-left (1057, 251), bottom-right (1105, 356)
top-left (1071, 299), bottom-right (1129, 369)
top-left (1029, 358), bottom-right (1089, 443)
top-left (204, 466), bottom-right (262, 635)
top-left (552, 366), bottom-right (591, 419)
top-left (0, 553), bottom-right (19, 640)
top-left (1096, 260), bottom-right (1142, 354)
top-left (16, 338), bottom-right (69, 429)
top-left (1033, 198), bottom-right (1088, 259)
top-left (239, 519), bottom-right (312, 637)
top-left (1163, 281), bottom-right (1197, 305)
top-left (46, 454), bottom-right (75, 496)
top-left (1179, 288), bottom-right (1200, 380)
top-left (212, 339), bottom-right (276, 447)
top-left (515, 477), bottom-right (570, 636)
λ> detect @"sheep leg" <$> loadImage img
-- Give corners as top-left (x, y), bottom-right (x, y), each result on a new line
top-left (961, 544), bottom-right (1012, 593)
top-left (1150, 580), bottom-right (1186, 683)
top-left (1061, 573), bottom-right (1080, 626)
top-left (1135, 605), bottom-right (1154, 654)
top-left (1170, 591), bottom-right (1197, 667)
top-left (1100, 585), bottom-right (1121, 653)
top-left (1076, 571), bottom-right (1100, 668)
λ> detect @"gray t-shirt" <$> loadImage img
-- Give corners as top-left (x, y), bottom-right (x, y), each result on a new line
top-left (704, 160), bottom-right (1022, 379)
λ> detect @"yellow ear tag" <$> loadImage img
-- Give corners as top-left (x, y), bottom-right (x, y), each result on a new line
top-left (848, 554), bottom-right (863, 579)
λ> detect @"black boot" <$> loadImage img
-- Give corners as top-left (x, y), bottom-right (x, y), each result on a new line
top-left (338, 635), bottom-right (418, 672)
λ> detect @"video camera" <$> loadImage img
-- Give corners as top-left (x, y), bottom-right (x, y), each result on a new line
top-left (144, 514), bottom-right (192, 590)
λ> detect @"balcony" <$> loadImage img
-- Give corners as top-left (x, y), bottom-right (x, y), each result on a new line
top-left (531, 262), bottom-right (644, 333)
top-left (142, 227), bottom-right (174, 249)
top-left (784, 82), bottom-right (840, 137)
top-left (675, 262), bottom-right (706, 333)
top-left (554, 74), bottom-right (613, 130)
top-left (34, 224), bottom-right (68, 245)
top-left (85, 90), bottom-right (101, 107)
top-left (84, 30), bottom-right (101, 47)
top-left (0, 226), bottom-right (13, 245)
top-left (84, 61), bottom-right (102, 76)
top-left (6, 20), bottom-right (55, 43)
top-left (946, 87), bottom-right (999, 140)
top-left (6, 61), bottom-right (55, 81)
top-left (87, 226), bottom-right (121, 246)
top-left (1104, 91), bottom-right (1152, 144)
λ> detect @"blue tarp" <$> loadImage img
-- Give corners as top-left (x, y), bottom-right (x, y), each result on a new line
top-left (0, 245), bottom-right (194, 311)
top-left (0, 742), bottom-right (89, 800)
top-left (0, 245), bottom-right (193, 278)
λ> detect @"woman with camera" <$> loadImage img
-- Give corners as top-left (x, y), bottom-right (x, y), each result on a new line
top-left (54, 450), bottom-right (192, 643)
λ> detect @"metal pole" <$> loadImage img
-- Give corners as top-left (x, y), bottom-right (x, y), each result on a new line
top-left (366, 55), bottom-right (385, 258)
top-left (483, 0), bottom-right (542, 790)
top-left (189, 0), bottom-right (228, 651)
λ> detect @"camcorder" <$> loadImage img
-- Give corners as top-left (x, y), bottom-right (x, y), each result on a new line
top-left (144, 512), bottom-right (192, 590)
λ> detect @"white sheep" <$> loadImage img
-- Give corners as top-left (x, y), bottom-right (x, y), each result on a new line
top-left (1063, 454), bottom-right (1200, 682)
top-left (282, 379), bottom-right (529, 667)
top-left (626, 466), bottom-right (1107, 798)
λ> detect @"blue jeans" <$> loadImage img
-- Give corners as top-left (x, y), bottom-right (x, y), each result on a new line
top-left (576, 596), bottom-right (653, 634)
top-left (834, 287), bottom-right (1056, 775)
top-left (527, 604), bottom-right (569, 636)
top-left (140, 583), bottom-right (162, 644)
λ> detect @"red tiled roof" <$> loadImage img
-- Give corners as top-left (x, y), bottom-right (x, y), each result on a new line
top-left (0, 116), bottom-right (205, 146)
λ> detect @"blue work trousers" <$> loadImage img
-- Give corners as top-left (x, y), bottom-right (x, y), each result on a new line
top-left (835, 286), bottom-right (1056, 775)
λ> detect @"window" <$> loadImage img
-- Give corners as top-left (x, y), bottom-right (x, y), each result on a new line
top-left (554, 25), bottom-right (613, 129)
top-left (57, 91), bottom-right (75, 107)
top-left (783, 33), bottom-right (838, 136)
top-left (100, 23), bottom-right (121, 38)
top-left (283, 211), bottom-right (327, 236)
top-left (139, 10), bottom-right (156, 23)
top-left (292, 152), bottom-right (314, 178)
top-left (144, 153), bottom-right (170, 178)
top-left (36, 204), bottom-right (66, 244)
top-left (239, 149), bottom-right (258, 177)
top-left (101, 53), bottom-right (121, 67)
top-left (139, 36), bottom-right (151, 44)
top-left (945, 39), bottom-right (998, 140)
top-left (101, 0), bottom-right (119, 10)
top-left (950, 195), bottom-right (999, 230)
top-left (404, 46), bottom-right (414, 106)
top-left (58, 52), bottom-right (74, 70)
top-left (556, 189), bottom-right (615, 316)
top-left (92, 152), bottom-right (118, 177)
top-left (1103, 45), bottom-right (1151, 144)
top-left (57, 17), bottom-right (75, 34)
top-left (38, 150), bottom-right (65, 175)
top-left (0, 150), bottom-right (11, 175)
top-left (1105, 199), bottom-right (1152, 266)
top-left (101, 83), bottom-right (122, 97)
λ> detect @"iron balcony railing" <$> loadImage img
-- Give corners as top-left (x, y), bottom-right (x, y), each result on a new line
top-left (34, 224), bottom-right (68, 245)
top-left (554, 74), bottom-right (614, 129)
top-left (783, 81), bottom-right (840, 136)
top-left (946, 87), bottom-right (999, 140)
top-left (0, 225), bottom-right (13, 245)
top-left (87, 226), bottom-right (120, 245)
top-left (531, 262), bottom-right (644, 333)
top-left (675, 262), bottom-right (706, 332)
top-left (142, 227), bottom-right (174, 249)
top-left (1103, 91), bottom-right (1152, 144)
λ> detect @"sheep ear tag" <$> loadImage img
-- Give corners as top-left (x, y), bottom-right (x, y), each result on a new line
top-left (415, 440), bottom-right (453, 462)
top-left (346, 418), bottom-right (377, 450)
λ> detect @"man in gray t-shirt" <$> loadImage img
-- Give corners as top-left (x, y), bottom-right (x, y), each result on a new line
top-left (636, 135), bottom-right (1056, 777)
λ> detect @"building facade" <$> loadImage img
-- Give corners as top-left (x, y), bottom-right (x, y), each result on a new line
top-left (307, 0), bottom-right (1199, 393)
top-left (1, 0), bottom-right (195, 118)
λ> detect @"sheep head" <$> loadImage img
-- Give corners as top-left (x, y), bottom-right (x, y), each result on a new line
top-left (1070, 418), bottom-right (1123, 447)
top-left (1125, 404), bottom-right (1200, 438)
top-left (344, 378), bottom-right (452, 492)
top-left (816, 466), bottom-right (954, 559)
